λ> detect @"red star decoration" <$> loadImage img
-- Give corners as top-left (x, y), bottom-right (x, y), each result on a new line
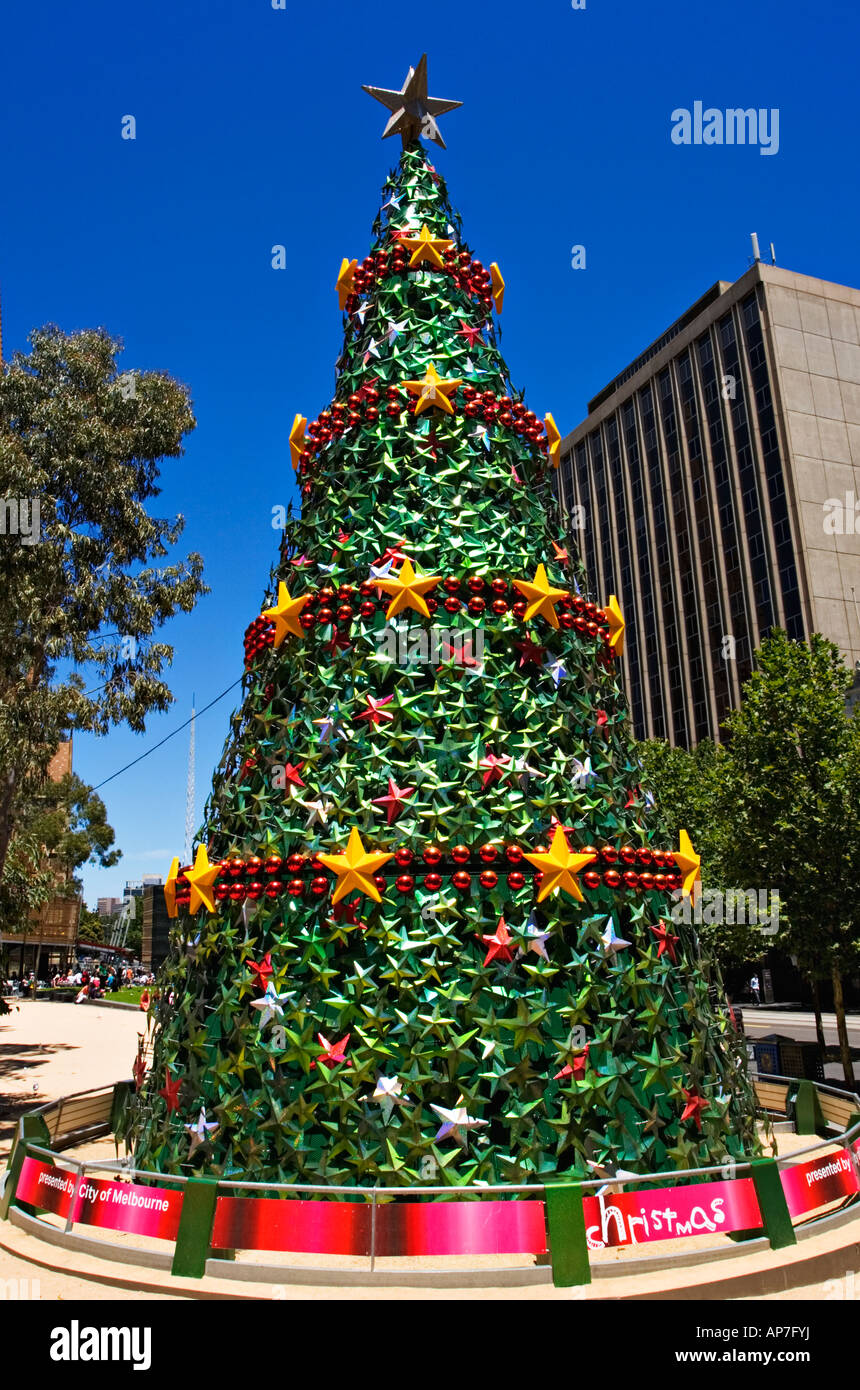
top-left (479, 751), bottom-right (512, 789)
top-left (372, 777), bottom-right (416, 825)
top-left (680, 1089), bottom-right (710, 1131)
top-left (356, 694), bottom-right (395, 726)
top-left (624, 788), bottom-right (636, 809)
top-left (438, 637), bottom-right (480, 669)
top-left (356, 376), bottom-right (380, 402)
top-left (481, 916), bottom-right (515, 965)
top-left (248, 952), bottom-right (274, 990)
top-left (159, 1073), bottom-right (183, 1114)
top-left (650, 920), bottom-right (680, 964)
top-left (311, 1033), bottom-right (352, 1069)
top-left (336, 530), bottom-right (351, 544)
top-left (327, 628), bottom-right (352, 655)
top-left (332, 896), bottom-right (362, 926)
top-left (515, 637), bottom-right (548, 668)
top-left (373, 545), bottom-right (409, 567)
top-left (551, 541), bottom-right (569, 564)
top-left (280, 761), bottom-right (305, 790)
top-left (133, 1048), bottom-right (147, 1091)
top-left (457, 319), bottom-right (485, 347)
top-left (554, 1045), bottom-right (589, 1081)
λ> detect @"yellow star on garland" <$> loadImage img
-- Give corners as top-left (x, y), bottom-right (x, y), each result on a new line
top-left (401, 363), bottom-right (462, 416)
top-left (376, 557), bottom-right (442, 619)
top-left (400, 224), bottom-right (453, 269)
top-left (164, 856), bottom-right (180, 919)
top-left (335, 257), bottom-right (357, 309)
top-left (490, 262), bottom-right (505, 312)
top-left (289, 414), bottom-right (308, 469)
top-left (674, 829), bottom-right (701, 899)
top-left (184, 845), bottom-right (222, 915)
top-left (263, 582), bottom-right (310, 647)
top-left (523, 827), bottom-right (597, 904)
top-left (513, 563), bottom-right (569, 629)
top-left (603, 594), bottom-right (626, 655)
top-left (544, 412), bottom-right (562, 468)
top-left (317, 827), bottom-right (394, 905)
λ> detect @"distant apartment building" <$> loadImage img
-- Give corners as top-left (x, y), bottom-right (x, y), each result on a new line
top-left (557, 258), bottom-right (860, 745)
top-left (97, 896), bottom-right (123, 918)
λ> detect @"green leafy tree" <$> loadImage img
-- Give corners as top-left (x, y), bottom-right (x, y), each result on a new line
top-left (131, 137), bottom-right (758, 1186)
top-left (0, 325), bottom-right (207, 879)
top-left (721, 631), bottom-right (859, 1084)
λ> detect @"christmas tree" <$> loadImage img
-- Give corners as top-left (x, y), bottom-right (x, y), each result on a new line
top-left (130, 58), bottom-right (759, 1187)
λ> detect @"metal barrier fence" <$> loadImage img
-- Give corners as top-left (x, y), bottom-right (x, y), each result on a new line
top-left (2, 1073), bottom-right (859, 1288)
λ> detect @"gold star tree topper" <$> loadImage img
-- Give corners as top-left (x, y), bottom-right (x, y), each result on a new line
top-left (399, 224), bottom-right (453, 269)
top-left (184, 845), bottom-right (222, 915)
top-left (524, 827), bottom-right (597, 904)
top-left (513, 564), bottom-right (569, 629)
top-left (263, 582), bottom-right (310, 647)
top-left (401, 363), bottom-right (462, 416)
top-left (603, 595), bottom-right (626, 655)
top-left (376, 556), bottom-right (442, 619)
top-left (362, 54), bottom-right (462, 149)
top-left (317, 827), bottom-right (394, 905)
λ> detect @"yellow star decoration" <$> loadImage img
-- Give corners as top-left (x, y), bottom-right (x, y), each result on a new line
top-left (544, 412), bottom-right (562, 468)
top-left (513, 563), bottom-right (569, 629)
top-left (263, 582), bottom-right (310, 647)
top-left (336, 257), bottom-right (357, 309)
top-left (603, 594), bottom-right (626, 655)
top-left (164, 856), bottom-right (180, 919)
top-left (400, 224), bottom-right (453, 270)
top-left (401, 363), bottom-right (462, 416)
top-left (317, 827), bottom-right (394, 905)
top-left (376, 556), bottom-right (442, 619)
top-left (289, 414), bottom-right (308, 469)
top-left (184, 844), bottom-right (222, 915)
top-left (490, 262), bottom-right (505, 312)
top-left (524, 827), bottom-right (597, 904)
top-left (674, 829), bottom-right (702, 899)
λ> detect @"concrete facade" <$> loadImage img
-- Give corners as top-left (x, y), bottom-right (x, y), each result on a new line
top-left (558, 263), bottom-right (860, 745)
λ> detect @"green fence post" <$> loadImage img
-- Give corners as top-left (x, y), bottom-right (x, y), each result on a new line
top-left (544, 1183), bottom-right (591, 1288)
top-left (171, 1177), bottom-right (218, 1278)
top-left (0, 1138), bottom-right (28, 1221)
top-left (750, 1157), bottom-right (796, 1250)
top-left (793, 1080), bottom-right (825, 1135)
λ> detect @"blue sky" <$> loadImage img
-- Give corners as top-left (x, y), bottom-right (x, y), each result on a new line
top-left (2, 0), bottom-right (857, 907)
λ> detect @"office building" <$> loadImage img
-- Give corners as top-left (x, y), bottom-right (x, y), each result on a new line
top-left (557, 257), bottom-right (860, 745)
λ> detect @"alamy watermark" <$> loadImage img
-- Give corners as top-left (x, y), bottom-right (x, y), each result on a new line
top-left (671, 103), bottom-right (780, 156)
top-left (377, 621), bottom-right (485, 673)
top-left (0, 497), bottom-right (41, 545)
top-left (670, 886), bottom-right (780, 935)
top-left (823, 491), bottom-right (860, 534)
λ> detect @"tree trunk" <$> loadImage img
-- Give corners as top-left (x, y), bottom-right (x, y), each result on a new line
top-left (810, 976), bottom-right (827, 1054)
top-left (0, 764), bottom-right (19, 881)
top-left (832, 965), bottom-right (856, 1089)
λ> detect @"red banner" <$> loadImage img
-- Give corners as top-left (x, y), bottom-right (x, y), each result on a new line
top-left (780, 1146), bottom-right (860, 1218)
top-left (212, 1196), bottom-right (371, 1255)
top-left (582, 1178), bottom-right (762, 1249)
top-left (15, 1157), bottom-right (182, 1240)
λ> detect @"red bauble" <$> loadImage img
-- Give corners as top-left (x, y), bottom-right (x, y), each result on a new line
top-left (394, 847), bottom-right (413, 867)
top-left (479, 870), bottom-right (498, 889)
top-left (468, 597), bottom-right (485, 615)
top-left (512, 601), bottom-right (527, 620)
top-left (507, 871), bottom-right (525, 890)
top-left (582, 845), bottom-right (599, 860)
top-left (491, 576), bottom-right (508, 596)
top-left (491, 599), bottom-right (508, 616)
top-left (423, 872), bottom-right (442, 891)
top-left (451, 845), bottom-right (470, 865)
top-left (601, 847), bottom-right (618, 865)
top-left (310, 876), bottom-right (329, 896)
top-left (247, 856), bottom-right (263, 875)
top-left (247, 880), bottom-right (264, 900)
top-left (423, 846), bottom-right (443, 867)
top-left (373, 874), bottom-right (386, 892)
top-left (360, 600), bottom-right (377, 619)
top-left (286, 853), bottom-right (304, 873)
top-left (603, 869), bottom-right (622, 888)
top-left (227, 857), bottom-right (245, 877)
top-left (443, 576), bottom-right (461, 593)
top-left (636, 848), bottom-right (653, 867)
top-left (287, 878), bottom-right (304, 897)
top-left (582, 871), bottom-right (601, 890)
top-left (229, 884), bottom-right (245, 902)
top-left (559, 613), bottom-right (576, 630)
top-left (317, 607), bottom-right (334, 625)
top-left (467, 576), bottom-right (485, 593)
top-left (639, 872), bottom-right (655, 891)
top-left (395, 875), bottom-right (415, 894)
top-left (336, 605), bottom-right (354, 624)
top-left (299, 611), bottom-right (316, 631)
top-left (214, 883), bottom-right (230, 902)
top-left (619, 846), bottom-right (637, 866)
top-left (622, 870), bottom-right (640, 889)
top-left (264, 854), bottom-right (283, 875)
top-left (444, 597), bottom-right (461, 614)
top-left (479, 844), bottom-right (498, 863)
top-left (265, 880), bottom-right (282, 899)
top-left (505, 844), bottom-right (524, 864)
top-left (452, 870), bottom-right (471, 891)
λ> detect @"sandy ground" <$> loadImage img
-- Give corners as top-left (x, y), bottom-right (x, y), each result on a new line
top-left (1, 999), bottom-right (858, 1301)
